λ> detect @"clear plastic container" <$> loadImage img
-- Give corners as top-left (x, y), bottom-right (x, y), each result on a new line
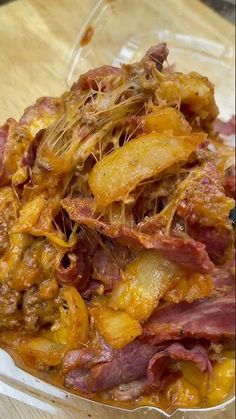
top-left (1, 0), bottom-right (235, 417)
top-left (0, 349), bottom-right (235, 418)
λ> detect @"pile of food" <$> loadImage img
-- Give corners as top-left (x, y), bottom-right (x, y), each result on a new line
top-left (0, 44), bottom-right (235, 412)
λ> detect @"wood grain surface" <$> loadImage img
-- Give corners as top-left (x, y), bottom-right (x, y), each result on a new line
top-left (0, 0), bottom-right (235, 418)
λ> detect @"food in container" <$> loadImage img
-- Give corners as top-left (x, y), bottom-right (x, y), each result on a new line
top-left (0, 39), bottom-right (235, 416)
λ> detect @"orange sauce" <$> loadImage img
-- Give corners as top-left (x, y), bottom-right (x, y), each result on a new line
top-left (80, 26), bottom-right (94, 47)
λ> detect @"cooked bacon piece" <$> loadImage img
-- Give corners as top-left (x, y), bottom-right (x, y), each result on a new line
top-left (63, 337), bottom-right (114, 372)
top-left (21, 129), bottom-right (45, 168)
top-left (72, 66), bottom-right (121, 92)
top-left (177, 162), bottom-right (233, 264)
top-left (139, 162), bottom-right (233, 231)
top-left (55, 252), bottom-right (90, 288)
top-left (20, 96), bottom-right (64, 137)
top-left (187, 224), bottom-right (233, 265)
top-left (81, 280), bottom-right (105, 299)
top-left (144, 43), bottom-right (169, 71)
top-left (64, 340), bottom-right (159, 393)
top-left (0, 119), bottom-right (30, 185)
top-left (91, 244), bottom-right (131, 290)
top-left (143, 292), bottom-right (235, 343)
top-left (142, 235), bottom-right (213, 274)
top-left (147, 343), bottom-right (212, 388)
top-left (61, 197), bottom-right (213, 273)
top-left (139, 161), bottom-right (234, 265)
top-left (175, 162), bottom-right (234, 237)
top-left (64, 340), bottom-right (212, 394)
top-left (213, 116), bottom-right (235, 137)
top-left (64, 284), bottom-right (234, 393)
top-left (211, 265), bottom-right (235, 293)
top-left (224, 165), bottom-right (235, 199)
top-left (92, 248), bottom-right (120, 287)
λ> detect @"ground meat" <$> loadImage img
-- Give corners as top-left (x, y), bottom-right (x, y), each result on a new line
top-left (0, 219), bottom-right (9, 255)
top-left (0, 283), bottom-right (22, 329)
top-left (22, 286), bottom-right (60, 330)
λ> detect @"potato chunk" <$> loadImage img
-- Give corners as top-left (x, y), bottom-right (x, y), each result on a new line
top-left (91, 305), bottom-right (142, 349)
top-left (12, 195), bottom-right (46, 233)
top-left (89, 132), bottom-right (205, 206)
top-left (143, 107), bottom-right (191, 135)
top-left (164, 378), bottom-right (200, 408)
top-left (164, 273), bottom-right (213, 303)
top-left (181, 357), bottom-right (235, 406)
top-left (206, 358), bottom-right (235, 406)
top-left (109, 250), bottom-right (185, 322)
top-left (158, 72), bottom-right (218, 120)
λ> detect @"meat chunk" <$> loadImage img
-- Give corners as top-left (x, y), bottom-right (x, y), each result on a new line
top-left (213, 115), bottom-right (235, 137)
top-left (21, 129), bottom-right (45, 168)
top-left (143, 292), bottom-right (235, 343)
top-left (107, 378), bottom-right (148, 401)
top-left (211, 265), bottom-right (235, 293)
top-left (224, 165), bottom-right (235, 199)
top-left (55, 252), bottom-right (90, 289)
top-left (0, 119), bottom-right (31, 186)
top-left (147, 343), bottom-right (212, 388)
top-left (63, 336), bottom-right (114, 371)
top-left (144, 43), bottom-right (169, 71)
top-left (62, 197), bottom-right (213, 273)
top-left (140, 161), bottom-right (234, 265)
top-left (22, 286), bottom-right (60, 330)
top-left (0, 283), bottom-right (22, 329)
top-left (64, 340), bottom-right (159, 393)
top-left (187, 224), bottom-right (233, 265)
top-left (20, 96), bottom-right (64, 137)
top-left (92, 248), bottom-right (120, 288)
top-left (72, 66), bottom-right (121, 92)
top-left (64, 340), bottom-right (213, 395)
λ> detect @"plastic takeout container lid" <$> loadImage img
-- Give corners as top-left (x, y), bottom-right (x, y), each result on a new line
top-left (1, 0), bottom-right (235, 417)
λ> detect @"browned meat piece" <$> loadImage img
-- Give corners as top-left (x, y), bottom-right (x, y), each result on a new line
top-left (72, 66), bottom-right (121, 92)
top-left (20, 96), bottom-right (64, 135)
top-left (143, 292), bottom-right (235, 343)
top-left (63, 336), bottom-right (114, 372)
top-left (187, 224), bottom-right (233, 265)
top-left (224, 165), bottom-right (235, 198)
top-left (213, 115), bottom-right (235, 136)
top-left (0, 119), bottom-right (31, 186)
top-left (55, 252), bottom-right (90, 289)
top-left (0, 283), bottom-right (22, 329)
top-left (64, 340), bottom-right (159, 393)
top-left (144, 43), bottom-right (169, 71)
top-left (62, 197), bottom-right (214, 273)
top-left (22, 286), bottom-right (60, 330)
top-left (147, 343), bottom-right (212, 388)
top-left (107, 378), bottom-right (148, 401)
top-left (92, 248), bottom-right (120, 288)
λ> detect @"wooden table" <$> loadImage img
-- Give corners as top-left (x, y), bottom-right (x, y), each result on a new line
top-left (0, 0), bottom-right (234, 418)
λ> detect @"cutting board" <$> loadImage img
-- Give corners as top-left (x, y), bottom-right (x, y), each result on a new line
top-left (0, 0), bottom-right (234, 418)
